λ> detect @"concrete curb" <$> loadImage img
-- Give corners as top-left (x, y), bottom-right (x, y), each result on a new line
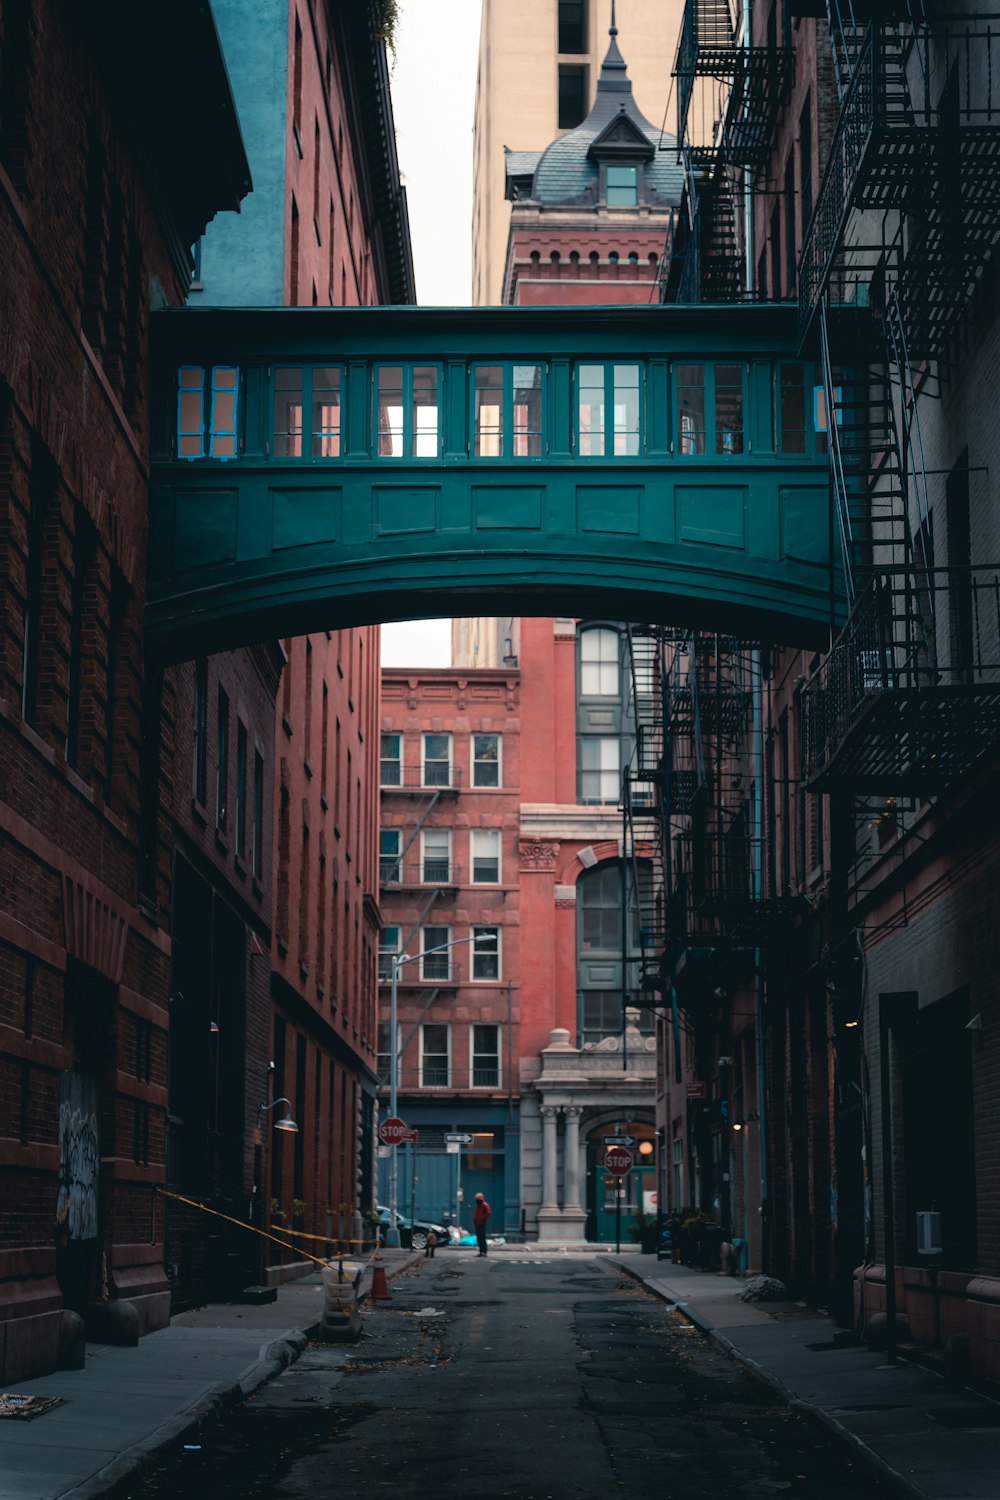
top-left (56, 1253), bottom-right (423, 1500)
top-left (616, 1261), bottom-right (928, 1500)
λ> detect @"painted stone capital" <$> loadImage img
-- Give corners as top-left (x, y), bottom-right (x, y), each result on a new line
top-left (519, 837), bottom-right (559, 872)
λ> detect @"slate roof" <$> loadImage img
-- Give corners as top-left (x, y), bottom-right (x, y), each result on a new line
top-left (529, 24), bottom-right (683, 207)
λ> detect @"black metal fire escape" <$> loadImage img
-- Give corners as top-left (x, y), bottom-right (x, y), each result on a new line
top-left (664, 0), bottom-right (793, 303)
top-left (799, 9), bottom-right (1000, 799)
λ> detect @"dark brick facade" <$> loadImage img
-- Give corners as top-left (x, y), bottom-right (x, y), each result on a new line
top-left (0, 0), bottom-right (247, 1380)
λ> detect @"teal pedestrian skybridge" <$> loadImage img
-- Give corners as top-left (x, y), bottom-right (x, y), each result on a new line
top-left (148, 305), bottom-right (839, 659)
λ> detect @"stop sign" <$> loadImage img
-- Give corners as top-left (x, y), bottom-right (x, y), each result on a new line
top-left (378, 1115), bottom-right (409, 1146)
top-left (605, 1146), bottom-right (634, 1177)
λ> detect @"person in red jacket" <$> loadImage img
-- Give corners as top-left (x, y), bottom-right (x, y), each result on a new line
top-left (473, 1193), bottom-right (491, 1257)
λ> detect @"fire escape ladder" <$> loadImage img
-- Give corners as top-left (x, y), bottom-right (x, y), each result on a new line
top-left (624, 626), bottom-right (669, 988)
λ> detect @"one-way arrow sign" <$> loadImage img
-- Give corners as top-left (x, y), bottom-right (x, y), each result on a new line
top-left (444, 1132), bottom-right (474, 1145)
top-left (602, 1134), bottom-right (637, 1148)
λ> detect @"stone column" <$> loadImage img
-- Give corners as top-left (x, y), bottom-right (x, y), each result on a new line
top-left (536, 1105), bottom-right (563, 1243)
top-left (560, 1106), bottom-right (587, 1243)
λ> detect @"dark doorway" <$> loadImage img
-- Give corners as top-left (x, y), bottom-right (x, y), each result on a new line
top-left (900, 990), bottom-right (977, 1270)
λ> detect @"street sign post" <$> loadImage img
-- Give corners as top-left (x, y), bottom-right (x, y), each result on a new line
top-left (604, 1146), bottom-right (634, 1253)
top-left (604, 1146), bottom-right (634, 1176)
top-left (378, 1115), bottom-right (410, 1147)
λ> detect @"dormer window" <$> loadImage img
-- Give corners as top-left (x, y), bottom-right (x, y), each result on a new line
top-left (606, 164), bottom-right (638, 206)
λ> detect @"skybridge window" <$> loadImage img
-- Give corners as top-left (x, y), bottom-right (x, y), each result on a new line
top-left (272, 366), bottom-right (343, 459)
top-left (675, 363), bottom-right (747, 457)
top-left (176, 366), bottom-right (240, 460)
top-left (776, 363), bottom-right (827, 455)
top-left (376, 364), bottom-right (440, 458)
top-left (577, 363), bottom-right (641, 457)
top-left (472, 363), bottom-right (545, 457)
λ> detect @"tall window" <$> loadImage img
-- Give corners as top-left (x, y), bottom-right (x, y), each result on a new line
top-left (380, 732), bottom-right (402, 785)
top-left (216, 685), bottom-right (229, 830)
top-left (422, 732), bottom-right (452, 786)
top-left (421, 925), bottom-right (451, 980)
top-left (177, 366), bottom-right (239, 459)
top-left (580, 627), bottom-right (619, 696)
top-left (271, 366), bottom-right (342, 457)
top-left (715, 365), bottom-right (744, 455)
top-left (580, 863), bottom-right (623, 952)
top-left (376, 365), bottom-right (439, 457)
top-left (21, 442), bottom-right (56, 727)
top-left (676, 364), bottom-right (706, 455)
top-left (472, 926), bottom-right (500, 980)
top-left (422, 828), bottom-right (451, 883)
top-left (472, 1024), bottom-right (501, 1087)
top-left (606, 165), bottom-right (638, 206)
top-left (472, 732), bottom-right (501, 786)
top-left (420, 1024), bottom-right (450, 1087)
top-left (252, 748), bottom-right (264, 878)
top-left (380, 828), bottom-right (401, 884)
top-left (193, 658), bottom-right (208, 805)
top-left (473, 365), bottom-right (503, 456)
top-left (471, 829), bottom-right (501, 884)
top-left (558, 0), bottom-right (586, 53)
top-left (579, 736), bottom-right (619, 803)
top-left (558, 64), bottom-right (587, 128)
top-left (235, 722), bottom-right (248, 859)
top-left (577, 364), bottom-right (640, 456)
top-left (379, 925), bottom-right (401, 981)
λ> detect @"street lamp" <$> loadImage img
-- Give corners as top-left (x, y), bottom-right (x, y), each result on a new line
top-left (385, 932), bottom-right (493, 1247)
top-left (259, 1096), bottom-right (299, 1133)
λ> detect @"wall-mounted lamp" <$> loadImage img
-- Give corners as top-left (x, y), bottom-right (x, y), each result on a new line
top-left (209, 1021), bottom-right (220, 1034)
top-left (258, 1097), bottom-right (299, 1133)
top-left (638, 1139), bottom-right (654, 1157)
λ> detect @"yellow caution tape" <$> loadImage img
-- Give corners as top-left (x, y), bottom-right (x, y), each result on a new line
top-left (156, 1187), bottom-right (368, 1267)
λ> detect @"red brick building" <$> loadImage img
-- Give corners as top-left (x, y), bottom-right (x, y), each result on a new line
top-left (191, 0), bottom-right (415, 1266)
top-left (378, 668), bottom-right (522, 1232)
top-left (0, 1), bottom-right (248, 1379)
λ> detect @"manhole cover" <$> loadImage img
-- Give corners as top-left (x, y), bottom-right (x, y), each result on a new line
top-left (0, 1393), bottom-right (65, 1421)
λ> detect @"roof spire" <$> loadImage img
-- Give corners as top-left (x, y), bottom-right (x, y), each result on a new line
top-left (598, 0), bottom-right (629, 91)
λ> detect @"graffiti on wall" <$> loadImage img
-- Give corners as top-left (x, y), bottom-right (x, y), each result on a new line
top-left (56, 1072), bottom-right (100, 1240)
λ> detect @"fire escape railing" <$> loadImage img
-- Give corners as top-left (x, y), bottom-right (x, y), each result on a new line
top-left (800, 17), bottom-right (1000, 355)
top-left (801, 565), bottom-right (1000, 792)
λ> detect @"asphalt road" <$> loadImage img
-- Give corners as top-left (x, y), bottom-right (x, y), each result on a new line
top-left (128, 1254), bottom-right (899, 1500)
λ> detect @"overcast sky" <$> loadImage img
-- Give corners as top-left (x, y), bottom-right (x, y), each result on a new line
top-left (379, 1), bottom-right (481, 669)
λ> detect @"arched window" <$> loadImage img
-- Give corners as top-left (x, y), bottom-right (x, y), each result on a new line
top-left (577, 861), bottom-right (654, 1046)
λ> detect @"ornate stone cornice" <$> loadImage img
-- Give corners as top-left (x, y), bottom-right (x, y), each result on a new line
top-left (520, 804), bottom-right (622, 844)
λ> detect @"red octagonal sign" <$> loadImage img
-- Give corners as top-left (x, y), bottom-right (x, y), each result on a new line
top-left (378, 1115), bottom-right (409, 1146)
top-left (605, 1146), bottom-right (634, 1177)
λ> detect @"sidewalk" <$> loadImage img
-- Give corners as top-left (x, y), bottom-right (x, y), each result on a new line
top-left (0, 1250), bottom-right (420, 1500)
top-left (616, 1255), bottom-right (1000, 1500)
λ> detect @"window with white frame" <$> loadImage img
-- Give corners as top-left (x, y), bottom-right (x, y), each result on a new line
top-left (421, 827), bottom-right (451, 883)
top-left (378, 925), bottom-right (400, 982)
top-left (472, 926), bottom-right (500, 980)
top-left (471, 1024), bottom-right (501, 1087)
top-left (471, 828), bottom-right (500, 884)
top-left (579, 736), bottom-right (620, 803)
top-left (421, 925), bottom-right (451, 980)
top-left (422, 732), bottom-right (452, 787)
top-left (380, 829), bottom-right (401, 884)
top-left (380, 732), bottom-right (402, 786)
top-left (580, 627), bottom-right (620, 696)
top-left (472, 732), bottom-right (501, 787)
top-left (420, 1023), bottom-right (450, 1086)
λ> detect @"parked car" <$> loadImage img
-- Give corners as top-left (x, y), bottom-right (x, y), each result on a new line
top-left (376, 1205), bottom-right (449, 1252)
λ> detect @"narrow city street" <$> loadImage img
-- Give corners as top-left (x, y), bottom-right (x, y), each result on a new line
top-left (127, 1256), bottom-right (896, 1500)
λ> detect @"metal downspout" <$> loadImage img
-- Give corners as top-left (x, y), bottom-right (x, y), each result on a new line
top-left (752, 648), bottom-right (770, 1270)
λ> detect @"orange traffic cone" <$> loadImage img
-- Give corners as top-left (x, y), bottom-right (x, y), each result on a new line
top-left (371, 1255), bottom-right (390, 1301)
